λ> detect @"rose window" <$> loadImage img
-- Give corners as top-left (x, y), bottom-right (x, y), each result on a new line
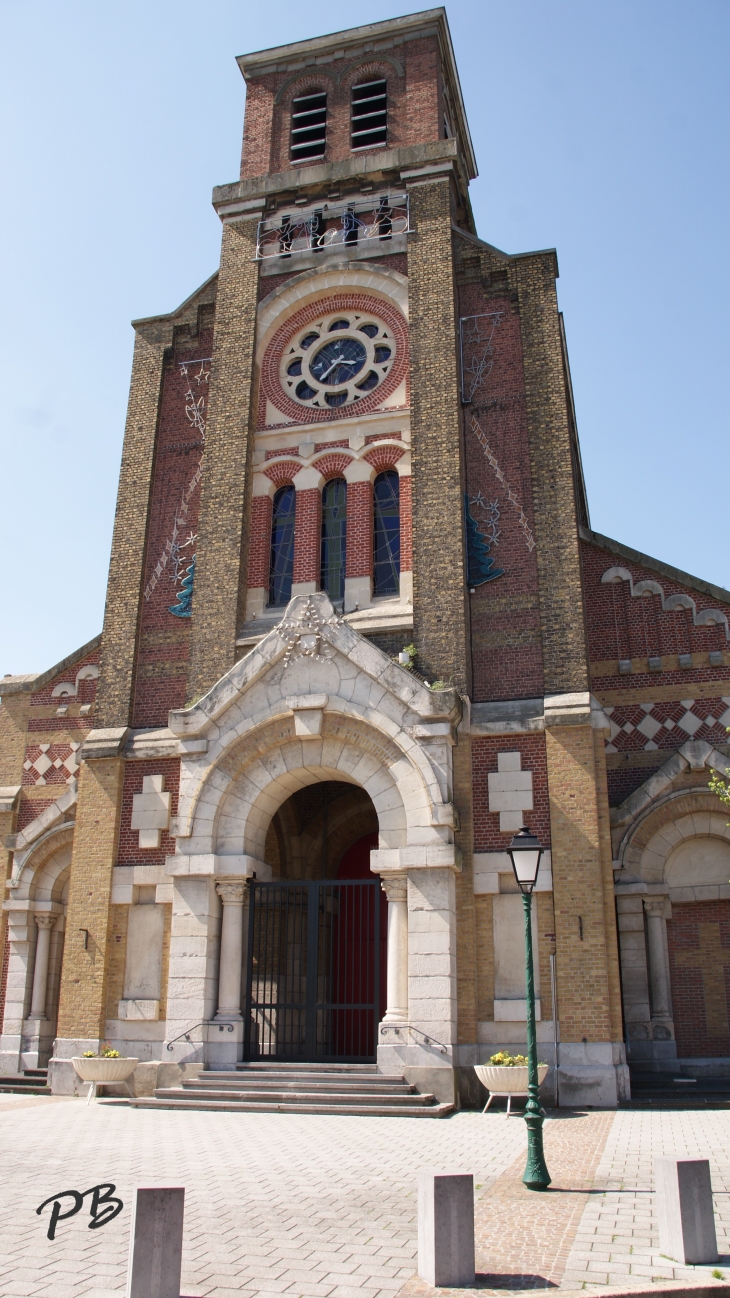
top-left (280, 310), bottom-right (395, 410)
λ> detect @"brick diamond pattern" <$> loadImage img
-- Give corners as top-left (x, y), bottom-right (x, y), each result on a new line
top-left (604, 696), bottom-right (730, 753)
top-left (22, 743), bottom-right (81, 786)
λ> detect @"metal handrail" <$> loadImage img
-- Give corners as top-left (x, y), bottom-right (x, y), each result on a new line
top-left (380, 1023), bottom-right (449, 1054)
top-left (165, 1022), bottom-right (234, 1052)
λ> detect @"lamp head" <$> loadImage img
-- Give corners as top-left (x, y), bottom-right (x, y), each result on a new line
top-left (508, 826), bottom-right (543, 894)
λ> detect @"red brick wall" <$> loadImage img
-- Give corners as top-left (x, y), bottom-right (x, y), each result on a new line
top-left (582, 539), bottom-right (730, 690)
top-left (240, 39), bottom-right (443, 181)
top-left (132, 331), bottom-right (213, 728)
top-left (472, 734), bottom-right (551, 852)
top-left (30, 651), bottom-right (99, 707)
top-left (293, 489), bottom-right (320, 585)
top-left (400, 475), bottom-right (412, 573)
top-left (667, 900), bottom-right (730, 1058)
top-left (248, 495), bottom-right (273, 591)
top-left (346, 481), bottom-right (372, 580)
top-left (460, 289), bottom-right (541, 702)
top-left (117, 758), bottom-right (180, 867)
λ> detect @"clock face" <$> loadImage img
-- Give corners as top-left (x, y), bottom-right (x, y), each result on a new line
top-left (280, 310), bottom-right (395, 410)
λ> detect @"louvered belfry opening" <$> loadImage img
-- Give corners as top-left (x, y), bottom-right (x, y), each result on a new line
top-left (351, 79), bottom-right (387, 151)
top-left (290, 89), bottom-right (327, 162)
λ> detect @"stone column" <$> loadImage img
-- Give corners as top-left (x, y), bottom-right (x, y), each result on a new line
top-left (381, 876), bottom-right (408, 1023)
top-left (29, 915), bottom-right (57, 1019)
top-left (215, 882), bottom-right (246, 1021)
top-left (644, 898), bottom-right (672, 1019)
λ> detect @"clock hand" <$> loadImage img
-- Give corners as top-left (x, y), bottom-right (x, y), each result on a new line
top-left (317, 348), bottom-right (354, 382)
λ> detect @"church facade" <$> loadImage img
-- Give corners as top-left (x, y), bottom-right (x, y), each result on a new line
top-left (2, 8), bottom-right (730, 1108)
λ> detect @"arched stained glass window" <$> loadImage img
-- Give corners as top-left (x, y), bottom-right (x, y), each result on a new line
top-left (269, 486), bottom-right (295, 607)
top-left (321, 478), bottom-right (347, 603)
top-left (373, 470), bottom-right (400, 596)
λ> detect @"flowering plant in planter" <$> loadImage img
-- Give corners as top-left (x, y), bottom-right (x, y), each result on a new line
top-left (475, 1052), bottom-right (550, 1114)
top-left (72, 1048), bottom-right (138, 1103)
top-left (489, 1051), bottom-right (547, 1067)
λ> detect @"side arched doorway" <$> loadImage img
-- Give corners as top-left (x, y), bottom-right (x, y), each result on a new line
top-left (245, 782), bottom-right (387, 1062)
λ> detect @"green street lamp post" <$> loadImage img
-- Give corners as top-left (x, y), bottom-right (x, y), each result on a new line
top-left (507, 826), bottom-right (551, 1191)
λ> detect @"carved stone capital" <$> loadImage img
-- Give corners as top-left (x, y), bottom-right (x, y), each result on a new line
top-left (216, 881), bottom-right (247, 906)
top-left (34, 914), bottom-right (57, 931)
top-left (380, 874), bottom-right (407, 904)
top-left (643, 897), bottom-right (667, 919)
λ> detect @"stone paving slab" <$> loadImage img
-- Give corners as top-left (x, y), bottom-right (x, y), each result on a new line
top-left (0, 1097), bottom-right (526, 1298)
top-left (398, 1109), bottom-right (730, 1298)
top-left (4, 1099), bottom-right (730, 1298)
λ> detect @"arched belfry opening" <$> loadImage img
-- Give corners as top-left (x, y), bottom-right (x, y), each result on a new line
top-left (245, 781), bottom-right (387, 1063)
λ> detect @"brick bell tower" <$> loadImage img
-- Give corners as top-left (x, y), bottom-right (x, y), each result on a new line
top-left (38, 8), bottom-right (627, 1107)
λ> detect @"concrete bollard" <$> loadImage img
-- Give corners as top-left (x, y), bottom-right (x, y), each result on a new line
top-left (654, 1157), bottom-right (718, 1265)
top-left (126, 1186), bottom-right (185, 1298)
top-left (418, 1171), bottom-right (475, 1287)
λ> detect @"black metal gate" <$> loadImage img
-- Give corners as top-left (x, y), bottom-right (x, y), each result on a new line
top-left (244, 880), bottom-right (382, 1062)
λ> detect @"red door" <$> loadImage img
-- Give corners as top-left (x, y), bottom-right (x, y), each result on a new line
top-left (330, 834), bottom-right (388, 1055)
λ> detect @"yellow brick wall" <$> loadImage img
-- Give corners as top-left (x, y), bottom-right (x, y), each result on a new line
top-left (188, 218), bottom-right (260, 699)
top-left (546, 723), bottom-right (613, 1043)
top-left (593, 728), bottom-right (624, 1042)
top-left (57, 757), bottom-right (124, 1041)
top-left (95, 333), bottom-right (169, 727)
top-left (454, 734), bottom-right (477, 1043)
top-left (408, 181), bottom-right (470, 691)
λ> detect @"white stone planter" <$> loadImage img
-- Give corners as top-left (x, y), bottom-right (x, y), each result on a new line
top-left (71, 1056), bottom-right (139, 1104)
top-left (475, 1063), bottom-right (549, 1115)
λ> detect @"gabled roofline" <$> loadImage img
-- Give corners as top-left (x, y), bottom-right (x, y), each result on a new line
top-left (452, 224), bottom-right (560, 275)
top-left (580, 525), bottom-right (730, 610)
top-left (0, 633), bottom-right (101, 698)
top-left (131, 271), bottom-right (218, 329)
top-left (236, 9), bottom-right (478, 182)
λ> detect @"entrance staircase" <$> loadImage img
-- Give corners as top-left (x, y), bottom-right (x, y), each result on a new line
top-left (129, 1062), bottom-right (453, 1117)
top-left (0, 1068), bottom-right (51, 1096)
top-left (622, 1068), bottom-right (730, 1109)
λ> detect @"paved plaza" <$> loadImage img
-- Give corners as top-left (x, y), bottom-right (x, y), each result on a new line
top-left (0, 1096), bottom-right (729, 1298)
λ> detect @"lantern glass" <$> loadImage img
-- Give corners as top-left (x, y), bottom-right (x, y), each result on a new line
top-left (508, 827), bottom-right (543, 894)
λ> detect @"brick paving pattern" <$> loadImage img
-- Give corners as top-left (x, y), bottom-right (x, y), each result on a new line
top-left (4, 1101), bottom-right (730, 1298)
top-left (561, 1110), bottom-right (730, 1290)
top-left (0, 1100), bottom-right (526, 1298)
top-left (399, 1111), bottom-right (614, 1296)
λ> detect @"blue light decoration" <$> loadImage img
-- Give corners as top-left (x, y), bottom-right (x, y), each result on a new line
top-left (464, 495), bottom-right (504, 586)
top-left (169, 556), bottom-right (196, 618)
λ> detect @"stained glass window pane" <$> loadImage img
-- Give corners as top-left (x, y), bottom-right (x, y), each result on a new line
top-left (321, 478), bottom-right (347, 602)
top-left (373, 470), bottom-right (400, 596)
top-left (269, 485), bottom-right (295, 607)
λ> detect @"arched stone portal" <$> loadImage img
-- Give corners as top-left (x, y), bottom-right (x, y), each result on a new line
top-left (613, 741), bottom-right (730, 1069)
top-left (163, 594), bottom-right (461, 1101)
top-left (0, 824), bottom-right (71, 1073)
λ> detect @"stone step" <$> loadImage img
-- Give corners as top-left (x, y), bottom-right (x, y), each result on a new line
top-left (187, 1073), bottom-right (414, 1092)
top-left (0, 1074), bottom-right (52, 1095)
top-left (128, 1095), bottom-right (453, 1117)
top-left (166, 1087), bottom-right (429, 1106)
top-left (236, 1061), bottom-right (379, 1072)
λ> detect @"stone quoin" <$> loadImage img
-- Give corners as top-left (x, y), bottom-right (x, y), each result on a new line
top-left (3, 8), bottom-right (730, 1108)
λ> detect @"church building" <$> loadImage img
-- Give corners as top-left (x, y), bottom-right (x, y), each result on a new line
top-left (3, 8), bottom-right (730, 1111)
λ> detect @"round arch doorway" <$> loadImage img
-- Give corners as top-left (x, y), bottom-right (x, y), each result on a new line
top-left (244, 782), bottom-right (387, 1063)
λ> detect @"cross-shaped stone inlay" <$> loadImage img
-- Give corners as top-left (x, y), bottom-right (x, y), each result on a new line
top-left (675, 922), bottom-right (730, 1037)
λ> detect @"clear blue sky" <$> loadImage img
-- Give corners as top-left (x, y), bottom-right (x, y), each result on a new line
top-left (1, 1), bottom-right (728, 674)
